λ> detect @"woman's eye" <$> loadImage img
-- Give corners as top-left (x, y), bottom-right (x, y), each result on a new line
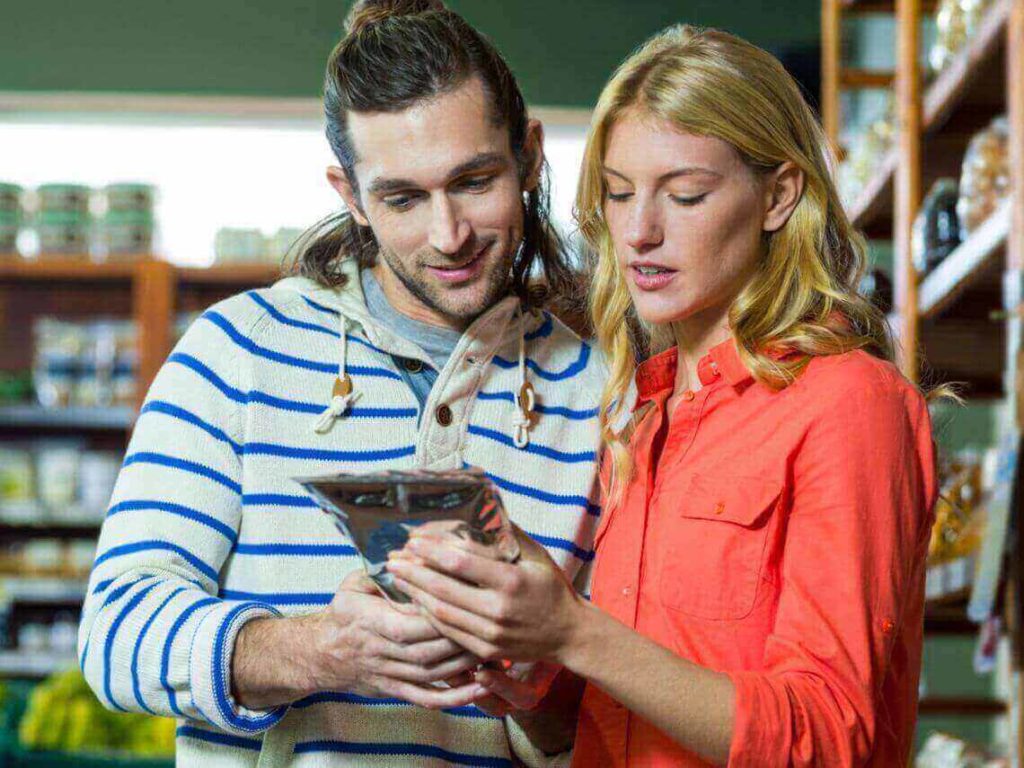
top-left (670, 192), bottom-right (708, 206)
top-left (605, 191), bottom-right (633, 202)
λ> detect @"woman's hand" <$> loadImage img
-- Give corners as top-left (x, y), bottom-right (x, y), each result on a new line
top-left (386, 526), bottom-right (587, 665)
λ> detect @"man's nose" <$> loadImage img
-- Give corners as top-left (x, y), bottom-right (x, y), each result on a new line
top-left (428, 196), bottom-right (472, 256)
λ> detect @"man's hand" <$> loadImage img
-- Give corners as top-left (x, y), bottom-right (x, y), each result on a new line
top-left (231, 570), bottom-right (485, 710)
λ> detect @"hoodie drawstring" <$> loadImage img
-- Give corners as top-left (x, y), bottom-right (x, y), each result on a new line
top-left (512, 310), bottom-right (535, 449)
top-left (313, 316), bottom-right (360, 434)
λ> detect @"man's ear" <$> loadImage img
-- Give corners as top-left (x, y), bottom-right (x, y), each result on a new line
top-left (521, 119), bottom-right (545, 193)
top-left (762, 161), bottom-right (804, 233)
top-left (327, 166), bottom-right (370, 227)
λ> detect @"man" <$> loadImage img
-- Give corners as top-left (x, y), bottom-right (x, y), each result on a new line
top-left (78, 1), bottom-right (603, 766)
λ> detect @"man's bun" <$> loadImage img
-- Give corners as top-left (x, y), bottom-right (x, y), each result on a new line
top-left (344, 0), bottom-right (447, 34)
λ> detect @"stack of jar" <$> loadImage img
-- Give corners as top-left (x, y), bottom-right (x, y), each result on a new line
top-left (99, 183), bottom-right (156, 259)
top-left (33, 318), bottom-right (137, 409)
top-left (214, 226), bottom-right (305, 264)
top-left (0, 183), bottom-right (23, 255)
top-left (36, 184), bottom-right (91, 257)
top-left (928, 0), bottom-right (995, 75)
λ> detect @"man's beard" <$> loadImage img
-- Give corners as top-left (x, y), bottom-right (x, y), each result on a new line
top-left (377, 241), bottom-right (517, 325)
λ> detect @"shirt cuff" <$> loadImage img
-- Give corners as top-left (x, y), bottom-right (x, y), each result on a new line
top-left (189, 600), bottom-right (288, 736)
top-left (505, 716), bottom-right (572, 768)
top-left (727, 669), bottom-right (788, 767)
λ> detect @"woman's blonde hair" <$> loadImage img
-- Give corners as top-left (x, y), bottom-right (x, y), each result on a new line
top-left (577, 25), bottom-right (895, 502)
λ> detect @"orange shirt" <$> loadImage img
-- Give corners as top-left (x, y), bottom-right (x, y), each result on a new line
top-left (574, 340), bottom-right (937, 767)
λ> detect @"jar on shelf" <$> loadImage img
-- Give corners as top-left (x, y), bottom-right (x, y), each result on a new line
top-left (957, 115), bottom-right (1009, 234)
top-left (0, 210), bottom-right (19, 255)
top-left (36, 183), bottom-right (91, 216)
top-left (36, 210), bottom-right (90, 256)
top-left (214, 227), bottom-right (267, 263)
top-left (33, 318), bottom-right (84, 408)
top-left (912, 178), bottom-right (962, 275)
top-left (928, 0), bottom-right (994, 74)
top-left (0, 182), bottom-right (22, 213)
top-left (98, 210), bottom-right (154, 260)
top-left (103, 182), bottom-right (156, 214)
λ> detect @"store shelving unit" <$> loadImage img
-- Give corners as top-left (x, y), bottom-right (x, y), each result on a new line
top-left (0, 256), bottom-right (282, 682)
top-left (822, 0), bottom-right (1024, 758)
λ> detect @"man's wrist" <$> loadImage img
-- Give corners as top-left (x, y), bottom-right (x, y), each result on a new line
top-left (231, 611), bottom-right (327, 709)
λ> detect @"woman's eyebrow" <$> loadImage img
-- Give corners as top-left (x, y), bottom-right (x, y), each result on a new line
top-left (602, 165), bottom-right (723, 182)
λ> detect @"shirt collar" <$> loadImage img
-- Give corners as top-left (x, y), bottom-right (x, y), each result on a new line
top-left (634, 337), bottom-right (753, 409)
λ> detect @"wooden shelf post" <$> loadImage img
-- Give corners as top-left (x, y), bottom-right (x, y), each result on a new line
top-left (822, 0), bottom-right (843, 150)
top-left (132, 259), bottom-right (175, 410)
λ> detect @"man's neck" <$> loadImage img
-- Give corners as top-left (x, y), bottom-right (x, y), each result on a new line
top-left (369, 263), bottom-right (468, 332)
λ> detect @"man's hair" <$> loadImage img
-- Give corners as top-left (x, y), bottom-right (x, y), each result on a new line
top-left (290, 0), bottom-right (573, 306)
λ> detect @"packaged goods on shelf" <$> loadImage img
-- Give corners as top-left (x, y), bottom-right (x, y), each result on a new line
top-left (214, 225), bottom-right (304, 264)
top-left (0, 537), bottom-right (96, 578)
top-left (36, 211), bottom-right (90, 256)
top-left (35, 184), bottom-right (90, 217)
top-left (0, 182), bottom-right (22, 213)
top-left (928, 0), bottom-right (995, 74)
top-left (838, 98), bottom-right (896, 207)
top-left (0, 185), bottom-right (22, 255)
top-left (96, 183), bottom-right (157, 261)
top-left (926, 453), bottom-right (984, 600)
top-left (916, 732), bottom-right (1008, 767)
top-left (913, 178), bottom-right (962, 275)
top-left (958, 116), bottom-right (1010, 234)
top-left (102, 183), bottom-right (156, 214)
top-left (33, 318), bottom-right (137, 409)
top-left (0, 441), bottom-right (118, 527)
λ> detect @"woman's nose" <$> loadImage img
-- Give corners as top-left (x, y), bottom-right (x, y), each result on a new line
top-left (624, 201), bottom-right (663, 251)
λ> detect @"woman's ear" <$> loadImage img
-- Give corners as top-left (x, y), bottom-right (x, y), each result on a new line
top-left (327, 166), bottom-right (370, 227)
top-left (762, 161), bottom-right (804, 233)
top-left (522, 119), bottom-right (546, 193)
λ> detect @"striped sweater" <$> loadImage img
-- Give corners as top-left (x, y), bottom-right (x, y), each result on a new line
top-left (78, 259), bottom-right (604, 767)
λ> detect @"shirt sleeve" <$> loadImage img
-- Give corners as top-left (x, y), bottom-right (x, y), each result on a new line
top-left (77, 301), bottom-right (287, 737)
top-left (726, 368), bottom-right (937, 766)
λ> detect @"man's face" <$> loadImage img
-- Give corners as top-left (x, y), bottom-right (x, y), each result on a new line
top-left (330, 77), bottom-right (542, 329)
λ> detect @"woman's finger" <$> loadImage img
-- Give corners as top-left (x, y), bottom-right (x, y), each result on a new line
top-left (388, 557), bottom-right (502, 618)
top-left (474, 668), bottom-right (543, 710)
top-left (400, 538), bottom-right (518, 591)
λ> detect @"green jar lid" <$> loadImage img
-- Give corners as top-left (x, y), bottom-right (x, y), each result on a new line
top-left (104, 182), bottom-right (154, 195)
top-left (36, 210), bottom-right (91, 226)
top-left (0, 183), bottom-right (23, 196)
top-left (103, 209), bottom-right (155, 225)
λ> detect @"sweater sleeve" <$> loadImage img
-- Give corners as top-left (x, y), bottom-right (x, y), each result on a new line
top-left (77, 300), bottom-right (287, 736)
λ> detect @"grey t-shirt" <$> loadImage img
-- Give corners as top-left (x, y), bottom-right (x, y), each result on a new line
top-left (360, 268), bottom-right (461, 372)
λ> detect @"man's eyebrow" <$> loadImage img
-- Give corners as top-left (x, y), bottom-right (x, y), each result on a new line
top-left (602, 165), bottom-right (723, 182)
top-left (366, 152), bottom-right (508, 197)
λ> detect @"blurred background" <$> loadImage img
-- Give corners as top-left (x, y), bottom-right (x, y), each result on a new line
top-left (0, 1), bottom-right (1020, 766)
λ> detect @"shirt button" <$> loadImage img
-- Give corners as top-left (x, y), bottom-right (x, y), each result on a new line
top-left (881, 618), bottom-right (895, 634)
top-left (403, 358), bottom-right (424, 373)
top-left (714, 502), bottom-right (725, 515)
top-left (435, 404), bottom-right (453, 426)
top-left (622, 586), bottom-right (633, 596)
top-left (682, 390), bottom-right (695, 402)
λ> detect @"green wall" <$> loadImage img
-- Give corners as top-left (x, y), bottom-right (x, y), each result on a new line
top-left (2, 1), bottom-right (820, 107)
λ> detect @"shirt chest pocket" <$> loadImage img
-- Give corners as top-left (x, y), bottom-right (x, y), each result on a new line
top-left (656, 473), bottom-right (781, 621)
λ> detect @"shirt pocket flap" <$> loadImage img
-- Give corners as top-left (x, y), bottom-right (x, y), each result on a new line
top-left (680, 473), bottom-right (782, 527)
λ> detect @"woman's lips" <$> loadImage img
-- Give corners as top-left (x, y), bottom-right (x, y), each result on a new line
top-left (427, 243), bottom-right (490, 284)
top-left (630, 264), bottom-right (677, 291)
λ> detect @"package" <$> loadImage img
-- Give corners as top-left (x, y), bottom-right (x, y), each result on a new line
top-left (214, 227), bottom-right (266, 263)
top-left (957, 116), bottom-right (1010, 234)
top-left (297, 468), bottom-right (519, 603)
top-left (103, 182), bottom-right (156, 213)
top-left (838, 97), bottom-right (896, 206)
top-left (77, 451), bottom-right (120, 513)
top-left (0, 445), bottom-right (35, 505)
top-left (33, 319), bottom-right (84, 408)
top-left (929, 0), bottom-right (994, 74)
top-left (36, 211), bottom-right (90, 256)
top-left (913, 178), bottom-right (962, 274)
top-left (98, 210), bottom-right (154, 258)
top-left (35, 442), bottom-right (82, 514)
top-left (36, 184), bottom-right (91, 216)
top-left (0, 210), bottom-right (19, 254)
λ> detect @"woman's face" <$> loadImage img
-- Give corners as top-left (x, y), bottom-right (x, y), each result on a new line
top-left (602, 111), bottom-right (768, 328)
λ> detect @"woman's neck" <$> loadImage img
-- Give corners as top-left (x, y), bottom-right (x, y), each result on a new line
top-left (670, 305), bottom-right (732, 396)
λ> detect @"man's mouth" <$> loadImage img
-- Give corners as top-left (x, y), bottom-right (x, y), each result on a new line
top-left (427, 242), bottom-right (492, 284)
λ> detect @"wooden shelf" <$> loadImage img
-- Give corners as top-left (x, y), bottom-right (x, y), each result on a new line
top-left (918, 696), bottom-right (1008, 716)
top-left (0, 258), bottom-right (138, 283)
top-left (924, 0), bottom-right (1012, 133)
top-left (177, 262), bottom-right (282, 287)
top-left (0, 405), bottom-right (135, 431)
top-left (918, 201), bottom-right (1011, 318)
top-left (0, 521), bottom-right (101, 540)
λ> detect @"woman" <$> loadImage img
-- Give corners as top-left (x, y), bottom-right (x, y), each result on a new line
top-left (387, 24), bottom-right (937, 767)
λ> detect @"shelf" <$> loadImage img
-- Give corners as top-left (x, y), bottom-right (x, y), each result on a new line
top-left (918, 696), bottom-right (1008, 716)
top-left (0, 521), bottom-right (101, 539)
top-left (0, 405), bottom-right (135, 431)
top-left (848, 149), bottom-right (896, 231)
top-left (918, 201), bottom-right (1011, 318)
top-left (0, 650), bottom-right (76, 678)
top-left (0, 258), bottom-right (138, 283)
top-left (0, 577), bottom-right (89, 605)
top-left (923, 0), bottom-right (1012, 133)
top-left (176, 263), bottom-right (282, 287)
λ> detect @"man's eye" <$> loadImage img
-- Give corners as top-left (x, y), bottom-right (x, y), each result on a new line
top-left (459, 176), bottom-right (493, 191)
top-left (383, 194), bottom-right (416, 210)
